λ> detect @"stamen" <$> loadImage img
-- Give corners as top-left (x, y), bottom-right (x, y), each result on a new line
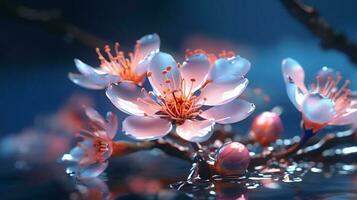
top-left (334, 80), bottom-right (350, 99)
top-left (322, 76), bottom-right (332, 96)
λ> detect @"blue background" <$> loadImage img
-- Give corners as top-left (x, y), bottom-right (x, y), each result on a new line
top-left (1, 0), bottom-right (356, 137)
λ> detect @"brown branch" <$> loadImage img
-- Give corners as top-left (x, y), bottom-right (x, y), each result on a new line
top-left (281, 0), bottom-right (357, 64)
top-left (293, 130), bottom-right (356, 160)
top-left (110, 130), bottom-right (356, 171)
top-left (249, 130), bottom-right (356, 168)
top-left (111, 139), bottom-right (193, 162)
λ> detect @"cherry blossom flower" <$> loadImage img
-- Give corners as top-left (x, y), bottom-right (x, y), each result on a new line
top-left (282, 58), bottom-right (357, 133)
top-left (69, 34), bottom-right (160, 89)
top-left (62, 107), bottom-right (118, 177)
top-left (106, 52), bottom-right (255, 142)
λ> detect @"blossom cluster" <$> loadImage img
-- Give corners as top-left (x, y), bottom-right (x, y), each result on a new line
top-left (63, 33), bottom-right (357, 178)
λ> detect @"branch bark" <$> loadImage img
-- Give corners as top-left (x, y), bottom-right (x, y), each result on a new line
top-left (281, 0), bottom-right (357, 65)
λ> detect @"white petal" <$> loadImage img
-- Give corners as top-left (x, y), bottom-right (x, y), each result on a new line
top-left (285, 82), bottom-right (305, 111)
top-left (122, 116), bottom-right (172, 140)
top-left (136, 33), bottom-right (160, 59)
top-left (74, 59), bottom-right (96, 75)
top-left (134, 34), bottom-right (161, 76)
top-left (105, 112), bottom-right (118, 139)
top-left (147, 52), bottom-right (180, 96)
top-left (180, 54), bottom-right (210, 94)
top-left (80, 161), bottom-right (108, 177)
top-left (69, 73), bottom-right (105, 90)
top-left (85, 107), bottom-right (106, 127)
top-left (176, 120), bottom-right (215, 142)
top-left (199, 78), bottom-right (249, 106)
top-left (77, 177), bottom-right (110, 198)
top-left (281, 58), bottom-right (307, 93)
top-left (330, 109), bottom-right (357, 125)
top-left (106, 82), bottom-right (161, 116)
top-left (200, 99), bottom-right (255, 124)
top-left (302, 93), bottom-right (336, 124)
top-left (316, 66), bottom-right (336, 88)
top-left (210, 56), bottom-right (250, 82)
top-left (69, 146), bottom-right (85, 161)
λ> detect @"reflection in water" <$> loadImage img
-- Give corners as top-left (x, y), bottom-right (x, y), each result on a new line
top-left (67, 160), bottom-right (356, 200)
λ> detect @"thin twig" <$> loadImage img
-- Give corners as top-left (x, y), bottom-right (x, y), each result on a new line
top-left (111, 140), bottom-right (193, 162)
top-left (281, 0), bottom-right (357, 64)
top-left (0, 0), bottom-right (108, 48)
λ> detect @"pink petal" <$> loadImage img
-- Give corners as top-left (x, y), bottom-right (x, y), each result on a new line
top-left (134, 34), bottom-right (161, 75)
top-left (147, 52), bottom-right (180, 96)
top-left (180, 54), bottom-right (210, 94)
top-left (106, 82), bottom-right (161, 116)
top-left (200, 99), bottom-right (255, 124)
top-left (330, 109), bottom-right (357, 125)
top-left (105, 112), bottom-right (118, 139)
top-left (285, 82), bottom-right (305, 111)
top-left (281, 58), bottom-right (307, 93)
top-left (85, 107), bottom-right (106, 127)
top-left (302, 93), bottom-right (336, 124)
top-left (69, 146), bottom-right (85, 161)
top-left (136, 33), bottom-right (160, 59)
top-left (74, 59), bottom-right (96, 75)
top-left (122, 116), bottom-right (172, 140)
top-left (80, 161), bottom-right (108, 177)
top-left (210, 56), bottom-right (251, 81)
top-left (176, 120), bottom-right (215, 142)
top-left (68, 73), bottom-right (106, 90)
top-left (77, 177), bottom-right (110, 198)
top-left (316, 67), bottom-right (336, 88)
top-left (199, 78), bottom-right (248, 106)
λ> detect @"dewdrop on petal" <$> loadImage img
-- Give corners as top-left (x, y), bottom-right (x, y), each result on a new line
top-left (214, 142), bottom-right (250, 175)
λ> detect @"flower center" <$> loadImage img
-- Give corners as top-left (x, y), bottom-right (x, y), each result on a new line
top-left (311, 74), bottom-right (351, 116)
top-left (95, 43), bottom-right (144, 84)
top-left (185, 49), bottom-right (235, 64)
top-left (148, 66), bottom-right (206, 124)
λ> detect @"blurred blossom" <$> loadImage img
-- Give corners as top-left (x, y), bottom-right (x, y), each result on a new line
top-left (55, 95), bottom-right (94, 133)
top-left (282, 58), bottom-right (357, 132)
top-left (106, 51), bottom-right (254, 142)
top-left (75, 177), bottom-right (111, 200)
top-left (127, 176), bottom-right (162, 195)
top-left (0, 95), bottom-right (99, 167)
top-left (0, 129), bottom-right (71, 164)
top-left (69, 33), bottom-right (160, 89)
top-left (62, 107), bottom-right (118, 177)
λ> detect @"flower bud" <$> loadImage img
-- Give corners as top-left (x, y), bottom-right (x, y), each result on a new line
top-left (250, 111), bottom-right (283, 146)
top-left (214, 142), bottom-right (250, 175)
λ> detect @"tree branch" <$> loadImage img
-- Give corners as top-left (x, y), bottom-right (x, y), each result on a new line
top-left (281, 0), bottom-right (357, 65)
top-left (0, 0), bottom-right (108, 48)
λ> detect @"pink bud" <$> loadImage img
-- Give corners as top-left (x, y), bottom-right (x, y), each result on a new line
top-left (214, 142), bottom-right (250, 175)
top-left (250, 111), bottom-right (283, 146)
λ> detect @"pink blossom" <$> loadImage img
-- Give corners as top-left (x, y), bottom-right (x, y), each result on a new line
top-left (106, 52), bottom-right (255, 142)
top-left (69, 34), bottom-right (160, 89)
top-left (282, 58), bottom-right (357, 132)
top-left (62, 107), bottom-right (118, 177)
